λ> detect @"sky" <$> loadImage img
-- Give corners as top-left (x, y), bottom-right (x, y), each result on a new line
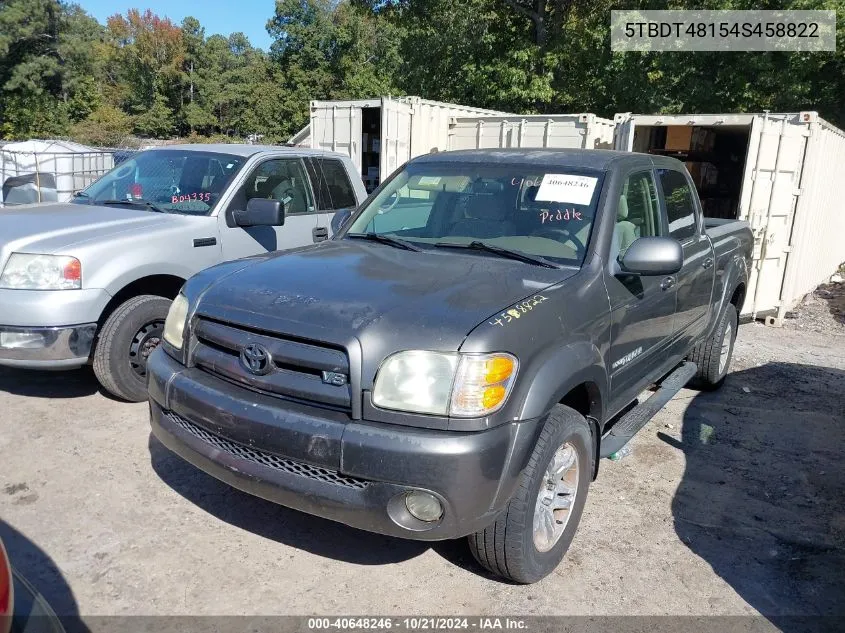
top-left (77, 0), bottom-right (277, 50)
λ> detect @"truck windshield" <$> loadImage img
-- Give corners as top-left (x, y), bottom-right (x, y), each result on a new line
top-left (73, 149), bottom-right (246, 216)
top-left (345, 162), bottom-right (604, 266)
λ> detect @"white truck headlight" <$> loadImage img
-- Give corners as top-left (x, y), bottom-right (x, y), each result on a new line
top-left (162, 293), bottom-right (189, 350)
top-left (373, 351), bottom-right (517, 417)
top-left (0, 253), bottom-right (82, 290)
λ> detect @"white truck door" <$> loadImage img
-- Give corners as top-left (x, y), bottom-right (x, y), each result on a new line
top-left (380, 98), bottom-right (412, 184)
top-left (217, 157), bottom-right (318, 260)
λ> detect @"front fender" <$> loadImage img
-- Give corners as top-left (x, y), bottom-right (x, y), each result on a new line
top-left (514, 340), bottom-right (608, 423)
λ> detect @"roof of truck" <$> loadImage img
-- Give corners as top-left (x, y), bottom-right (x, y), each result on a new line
top-left (412, 148), bottom-right (678, 170)
top-left (143, 144), bottom-right (344, 158)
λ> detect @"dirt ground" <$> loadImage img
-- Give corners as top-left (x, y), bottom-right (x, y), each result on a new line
top-left (1, 292), bottom-right (844, 626)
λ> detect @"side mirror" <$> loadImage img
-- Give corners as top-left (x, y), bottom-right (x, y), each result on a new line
top-left (233, 198), bottom-right (285, 227)
top-left (331, 208), bottom-right (352, 234)
top-left (619, 237), bottom-right (683, 276)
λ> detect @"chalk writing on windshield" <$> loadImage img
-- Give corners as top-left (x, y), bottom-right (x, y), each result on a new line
top-left (172, 192), bottom-right (211, 203)
top-left (488, 295), bottom-right (549, 327)
top-left (540, 209), bottom-right (583, 224)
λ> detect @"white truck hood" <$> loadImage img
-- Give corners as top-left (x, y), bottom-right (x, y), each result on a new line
top-left (0, 202), bottom-right (173, 262)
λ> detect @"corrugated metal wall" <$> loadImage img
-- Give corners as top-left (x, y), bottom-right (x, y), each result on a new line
top-left (408, 98), bottom-right (507, 157)
top-left (778, 116), bottom-right (845, 319)
top-left (447, 114), bottom-right (615, 151)
top-left (740, 114), bottom-right (809, 319)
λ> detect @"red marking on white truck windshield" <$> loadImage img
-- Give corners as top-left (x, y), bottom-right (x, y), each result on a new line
top-left (172, 192), bottom-right (211, 203)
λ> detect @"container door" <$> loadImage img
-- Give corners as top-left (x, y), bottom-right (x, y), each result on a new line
top-left (380, 97), bottom-right (412, 183)
top-left (614, 114), bottom-right (635, 151)
top-left (310, 104), bottom-right (363, 174)
top-left (739, 116), bottom-right (809, 317)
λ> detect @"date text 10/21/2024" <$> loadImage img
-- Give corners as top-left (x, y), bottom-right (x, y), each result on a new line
top-left (307, 617), bottom-right (529, 630)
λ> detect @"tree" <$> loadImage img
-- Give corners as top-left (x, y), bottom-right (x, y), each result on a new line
top-left (70, 104), bottom-right (133, 146)
top-left (0, 0), bottom-right (102, 138)
top-left (133, 92), bottom-right (175, 137)
top-left (266, 0), bottom-right (402, 138)
top-left (2, 0), bottom-right (843, 144)
top-left (104, 9), bottom-right (185, 137)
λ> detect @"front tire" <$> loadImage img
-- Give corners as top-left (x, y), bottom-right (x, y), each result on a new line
top-left (467, 406), bottom-right (592, 583)
top-left (688, 303), bottom-right (738, 391)
top-left (93, 295), bottom-right (171, 402)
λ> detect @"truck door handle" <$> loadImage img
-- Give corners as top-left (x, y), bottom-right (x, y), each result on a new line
top-left (661, 276), bottom-right (676, 291)
top-left (312, 226), bottom-right (329, 243)
top-left (702, 257), bottom-right (714, 269)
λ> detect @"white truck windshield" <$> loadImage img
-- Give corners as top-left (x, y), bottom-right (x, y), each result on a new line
top-left (74, 149), bottom-right (246, 215)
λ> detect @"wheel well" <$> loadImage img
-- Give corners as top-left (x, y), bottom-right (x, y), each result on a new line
top-left (98, 275), bottom-right (185, 327)
top-left (559, 382), bottom-right (602, 480)
top-left (730, 283), bottom-right (746, 312)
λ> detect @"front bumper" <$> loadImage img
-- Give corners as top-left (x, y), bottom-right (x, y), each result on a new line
top-left (0, 287), bottom-right (110, 369)
top-left (0, 288), bottom-right (110, 327)
top-left (0, 324), bottom-right (96, 369)
top-left (148, 349), bottom-right (544, 541)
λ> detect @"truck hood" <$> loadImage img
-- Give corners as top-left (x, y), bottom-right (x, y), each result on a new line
top-left (0, 202), bottom-right (172, 260)
top-left (195, 240), bottom-right (577, 367)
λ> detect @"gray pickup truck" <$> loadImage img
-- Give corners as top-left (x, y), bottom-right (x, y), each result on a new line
top-left (147, 149), bottom-right (752, 583)
top-left (0, 145), bottom-right (366, 401)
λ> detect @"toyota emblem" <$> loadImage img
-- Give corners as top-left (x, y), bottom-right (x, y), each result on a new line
top-left (240, 343), bottom-right (272, 375)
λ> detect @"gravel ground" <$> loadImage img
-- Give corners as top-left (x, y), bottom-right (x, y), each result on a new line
top-left (1, 304), bottom-right (844, 626)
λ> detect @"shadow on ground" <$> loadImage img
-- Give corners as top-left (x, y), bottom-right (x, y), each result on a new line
top-left (0, 366), bottom-right (98, 399)
top-left (665, 362), bottom-right (845, 629)
top-left (0, 520), bottom-right (88, 633)
top-left (147, 435), bottom-right (485, 575)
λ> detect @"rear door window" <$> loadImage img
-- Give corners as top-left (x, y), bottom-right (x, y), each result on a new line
top-left (305, 158), bottom-right (357, 211)
top-left (657, 169), bottom-right (698, 241)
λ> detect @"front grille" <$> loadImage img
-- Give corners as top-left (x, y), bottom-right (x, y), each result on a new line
top-left (166, 411), bottom-right (369, 490)
top-left (190, 317), bottom-right (352, 411)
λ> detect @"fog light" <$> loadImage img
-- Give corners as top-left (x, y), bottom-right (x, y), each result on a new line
top-left (405, 491), bottom-right (443, 522)
top-left (0, 331), bottom-right (45, 349)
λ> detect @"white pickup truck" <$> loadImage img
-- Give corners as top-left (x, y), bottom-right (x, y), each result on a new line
top-left (0, 144), bottom-right (366, 401)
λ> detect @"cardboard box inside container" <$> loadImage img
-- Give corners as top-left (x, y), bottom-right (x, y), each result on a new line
top-left (665, 127), bottom-right (693, 150)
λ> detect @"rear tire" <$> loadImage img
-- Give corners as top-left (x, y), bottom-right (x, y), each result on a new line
top-left (467, 405), bottom-right (592, 584)
top-left (93, 295), bottom-right (171, 402)
top-left (688, 303), bottom-right (737, 391)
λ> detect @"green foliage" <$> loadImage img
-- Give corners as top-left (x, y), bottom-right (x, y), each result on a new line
top-left (133, 93), bottom-right (175, 137)
top-left (0, 0), bottom-right (843, 143)
top-left (70, 104), bottom-right (133, 147)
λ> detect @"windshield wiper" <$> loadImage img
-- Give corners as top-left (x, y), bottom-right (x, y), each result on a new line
top-left (100, 199), bottom-right (168, 213)
top-left (434, 240), bottom-right (559, 268)
top-left (72, 191), bottom-right (90, 199)
top-left (345, 232), bottom-right (422, 252)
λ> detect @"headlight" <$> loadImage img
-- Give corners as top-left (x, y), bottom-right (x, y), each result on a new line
top-left (373, 351), bottom-right (517, 417)
top-left (0, 253), bottom-right (82, 290)
top-left (162, 293), bottom-right (189, 350)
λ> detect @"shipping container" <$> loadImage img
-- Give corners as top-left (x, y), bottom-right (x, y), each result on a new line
top-left (447, 114), bottom-right (616, 152)
top-left (614, 111), bottom-right (845, 321)
top-left (305, 97), bottom-right (508, 191)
